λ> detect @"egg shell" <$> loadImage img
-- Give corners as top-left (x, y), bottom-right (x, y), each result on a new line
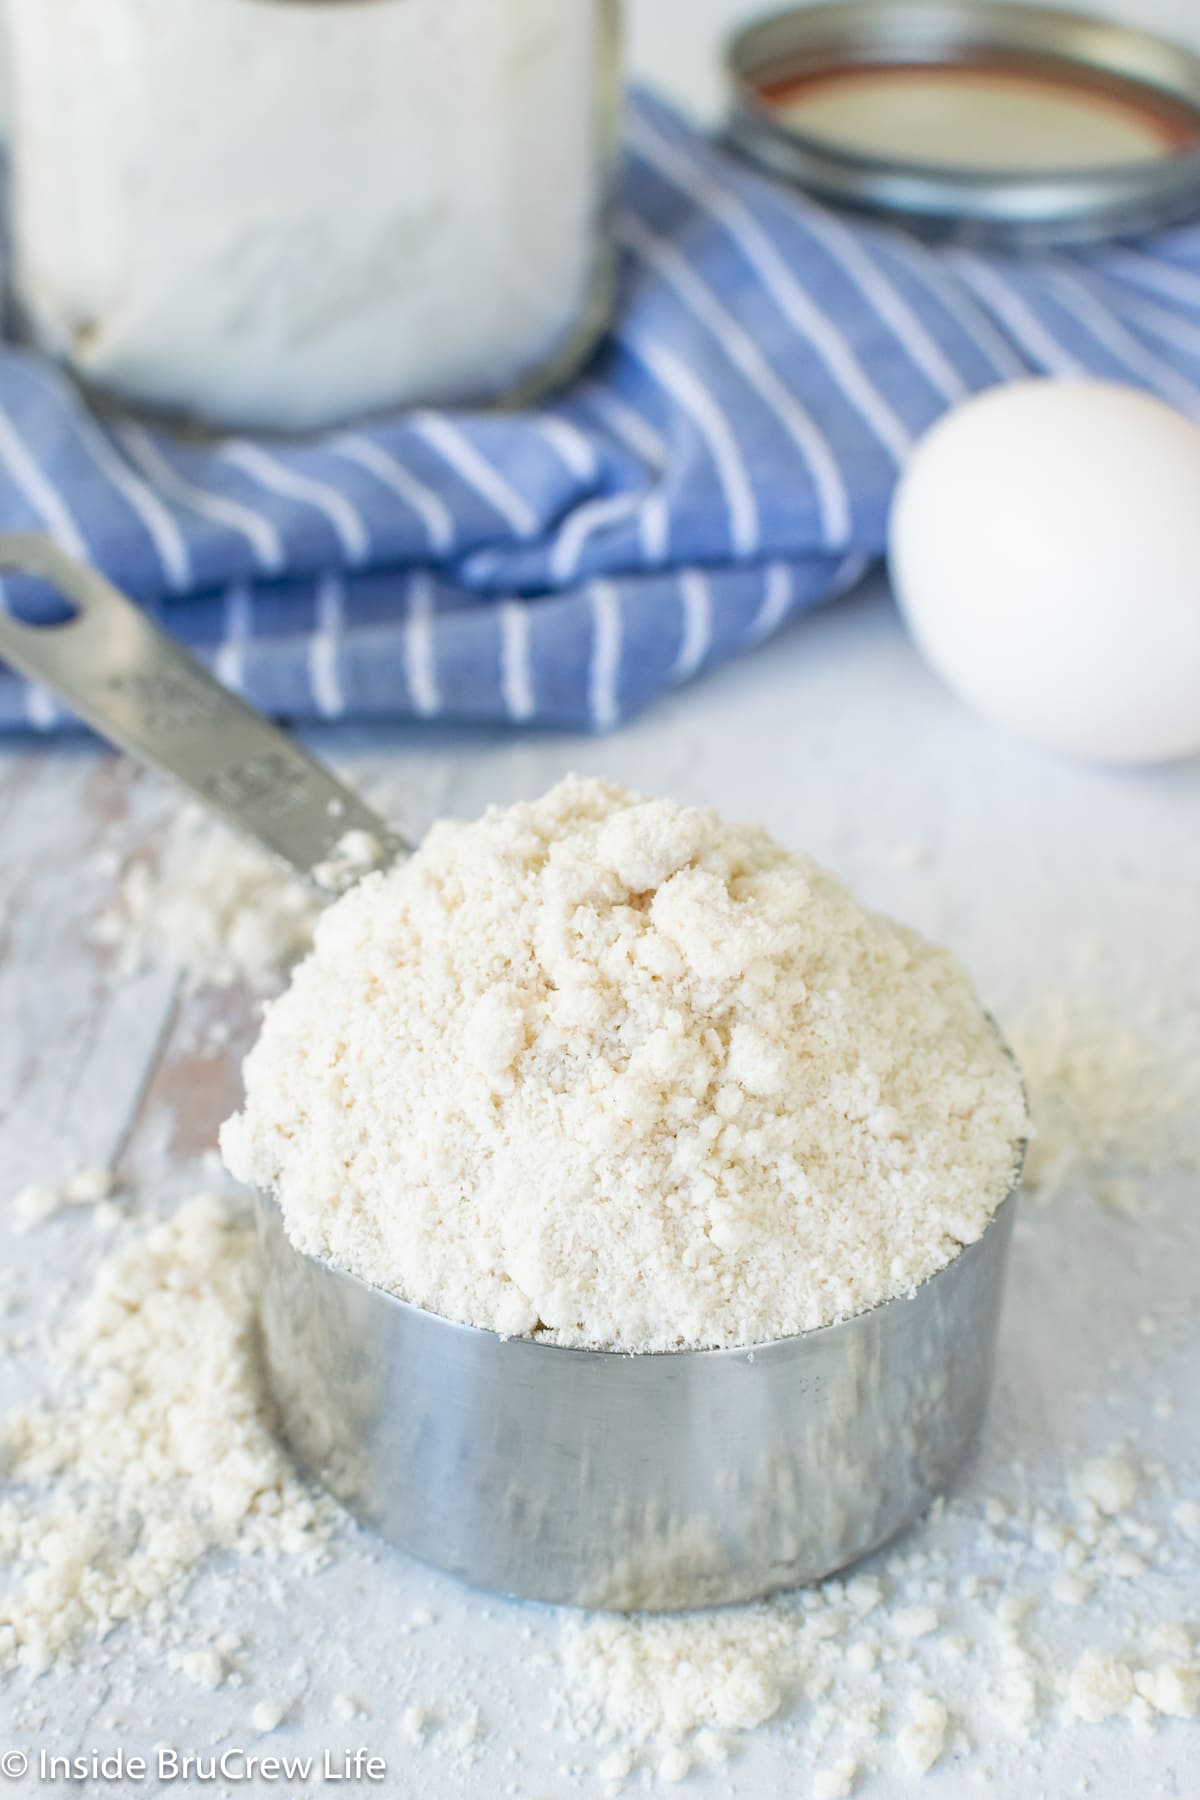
top-left (888, 379), bottom-right (1200, 764)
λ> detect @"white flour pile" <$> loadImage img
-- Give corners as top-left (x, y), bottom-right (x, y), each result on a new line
top-left (560, 1460), bottom-right (1200, 1783)
top-left (0, 1195), bottom-right (329, 1675)
top-left (96, 815), bottom-right (317, 995)
top-left (221, 777), bottom-right (1026, 1350)
top-left (1013, 992), bottom-right (1199, 1208)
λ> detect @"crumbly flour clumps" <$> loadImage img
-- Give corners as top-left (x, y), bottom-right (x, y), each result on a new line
top-left (97, 821), bottom-right (316, 993)
top-left (0, 1195), bottom-right (329, 1675)
top-left (221, 778), bottom-right (1026, 1350)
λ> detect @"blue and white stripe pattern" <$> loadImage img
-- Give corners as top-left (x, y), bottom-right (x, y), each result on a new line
top-left (4, 89), bottom-right (1200, 734)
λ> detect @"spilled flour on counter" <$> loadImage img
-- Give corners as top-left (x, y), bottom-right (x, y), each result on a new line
top-left (5, 1169), bottom-right (1195, 1789)
top-left (0, 1195), bottom-right (330, 1674)
top-left (223, 777), bottom-right (1026, 1350)
top-left (5, 784), bottom-right (1193, 1789)
top-left (1013, 992), bottom-right (1200, 1208)
top-left (0, 1021), bottom-right (1194, 1787)
top-left (96, 814), bottom-right (317, 994)
top-left (559, 1465), bottom-right (1200, 1785)
top-left (11, 1166), bottom-right (120, 1234)
top-left (563, 1605), bottom-right (800, 1744)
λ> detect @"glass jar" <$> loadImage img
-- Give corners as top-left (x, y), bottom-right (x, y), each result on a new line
top-left (1, 0), bottom-right (620, 433)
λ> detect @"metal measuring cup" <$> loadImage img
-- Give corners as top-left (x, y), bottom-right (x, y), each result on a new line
top-left (0, 533), bottom-right (1023, 1611)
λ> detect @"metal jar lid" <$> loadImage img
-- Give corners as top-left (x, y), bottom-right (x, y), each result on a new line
top-left (725, 1), bottom-right (1200, 246)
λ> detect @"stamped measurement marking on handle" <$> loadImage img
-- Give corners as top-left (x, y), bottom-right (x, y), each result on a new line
top-left (103, 668), bottom-right (227, 732)
top-left (202, 751), bottom-right (313, 818)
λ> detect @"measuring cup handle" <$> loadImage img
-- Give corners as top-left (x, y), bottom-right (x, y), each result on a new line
top-left (0, 533), bottom-right (407, 886)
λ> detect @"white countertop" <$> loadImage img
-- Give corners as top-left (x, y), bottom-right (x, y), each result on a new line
top-left (3, 572), bottom-right (1197, 1797)
top-left (1, 5), bottom-right (1198, 1796)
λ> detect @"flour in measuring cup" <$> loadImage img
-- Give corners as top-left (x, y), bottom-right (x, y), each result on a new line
top-left (222, 776), bottom-right (1027, 1350)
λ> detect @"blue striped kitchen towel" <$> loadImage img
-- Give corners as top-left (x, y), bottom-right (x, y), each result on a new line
top-left (4, 87), bottom-right (1200, 733)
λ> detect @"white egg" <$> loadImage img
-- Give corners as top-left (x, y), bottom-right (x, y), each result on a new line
top-left (888, 379), bottom-right (1200, 764)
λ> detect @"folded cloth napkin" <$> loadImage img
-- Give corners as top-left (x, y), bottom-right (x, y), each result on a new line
top-left (3, 88), bottom-right (1200, 734)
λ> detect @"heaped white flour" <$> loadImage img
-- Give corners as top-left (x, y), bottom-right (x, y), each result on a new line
top-left (222, 777), bottom-right (1026, 1350)
top-left (0, 1196), bottom-right (329, 1675)
top-left (96, 817), bottom-right (317, 995)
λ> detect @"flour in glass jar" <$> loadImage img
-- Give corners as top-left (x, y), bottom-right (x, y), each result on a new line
top-left (3, 0), bottom-right (615, 430)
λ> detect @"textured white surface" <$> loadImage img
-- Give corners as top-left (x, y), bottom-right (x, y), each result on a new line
top-left (2, 577), bottom-right (1198, 1795)
top-left (1, 3), bottom-right (1199, 1791)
